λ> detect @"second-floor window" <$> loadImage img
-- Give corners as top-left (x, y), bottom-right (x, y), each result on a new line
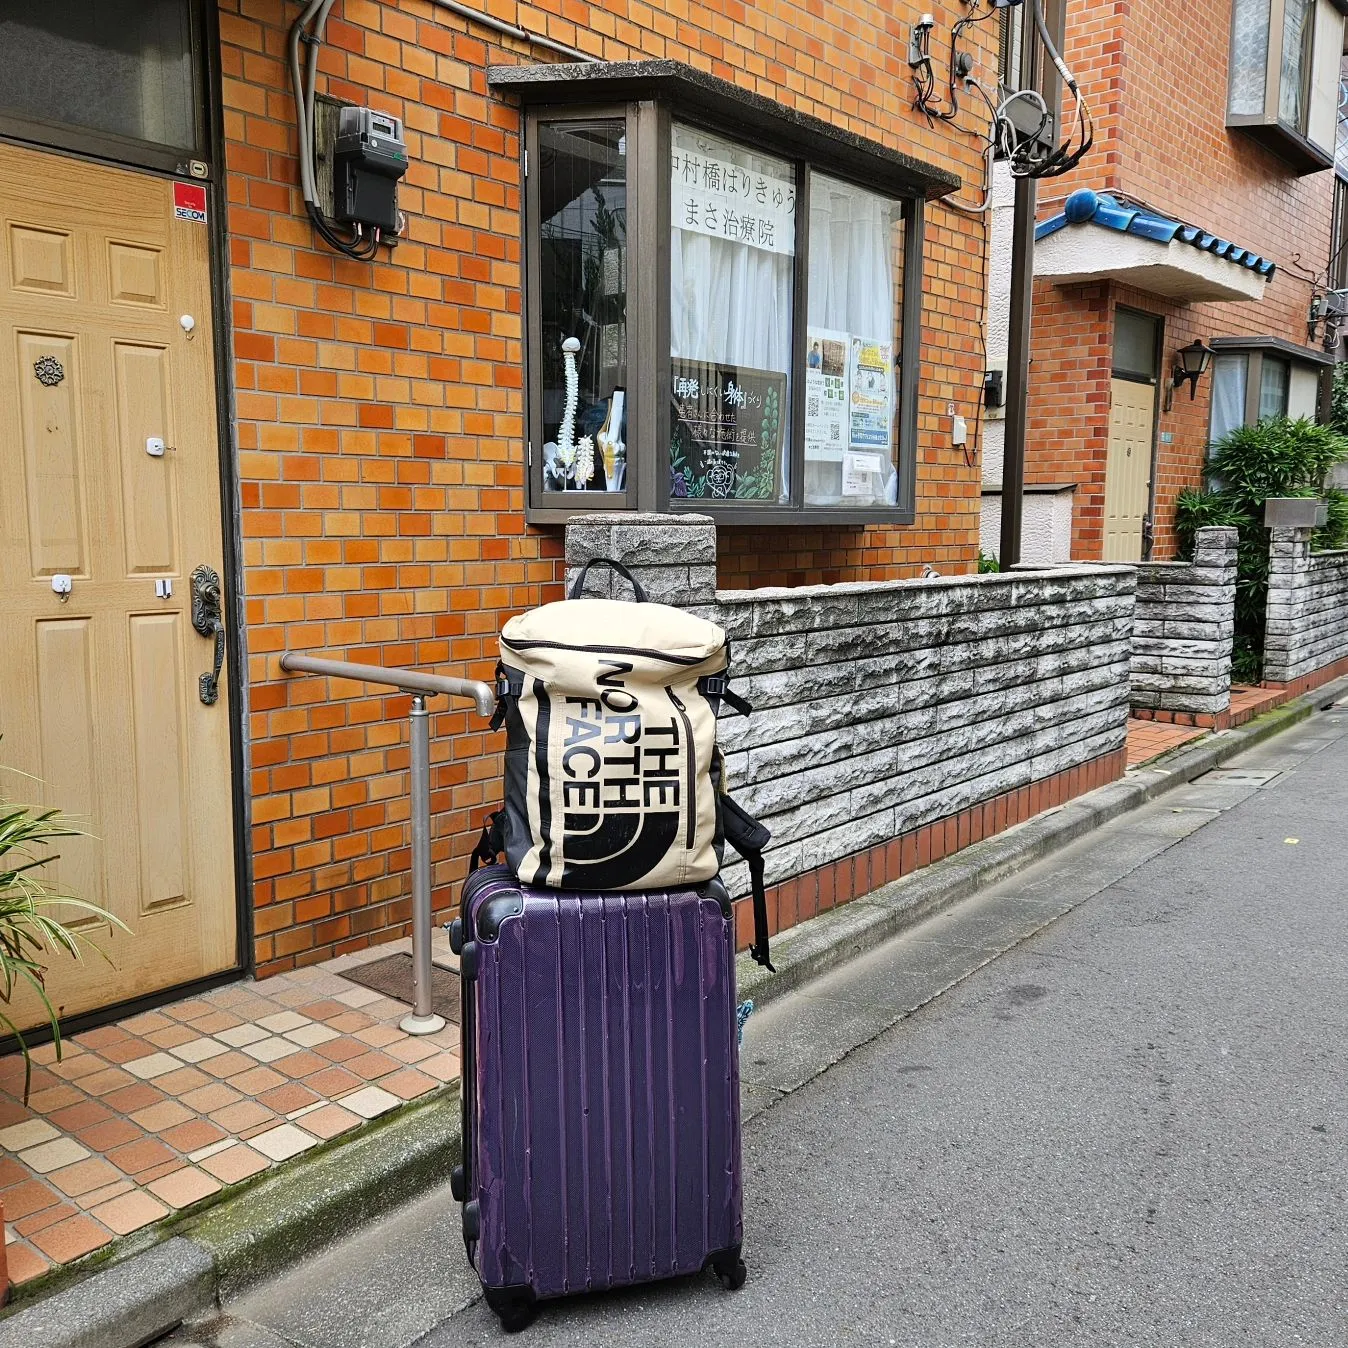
top-left (1228, 0), bottom-right (1346, 172)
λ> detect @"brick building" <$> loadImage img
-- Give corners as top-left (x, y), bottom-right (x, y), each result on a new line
top-left (982, 0), bottom-right (1346, 564)
top-left (0, 0), bottom-right (1005, 1024)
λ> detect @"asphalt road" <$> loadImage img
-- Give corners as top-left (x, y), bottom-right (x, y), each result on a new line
top-left (179, 699), bottom-right (1348, 1348)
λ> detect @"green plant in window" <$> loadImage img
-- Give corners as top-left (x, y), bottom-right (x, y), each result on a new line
top-left (1175, 416), bottom-right (1348, 682)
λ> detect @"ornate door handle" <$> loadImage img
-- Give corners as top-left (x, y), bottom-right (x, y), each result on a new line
top-left (190, 564), bottom-right (226, 706)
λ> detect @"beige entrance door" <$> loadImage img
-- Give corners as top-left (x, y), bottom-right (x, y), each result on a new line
top-left (1103, 377), bottom-right (1156, 562)
top-left (0, 142), bottom-right (238, 1028)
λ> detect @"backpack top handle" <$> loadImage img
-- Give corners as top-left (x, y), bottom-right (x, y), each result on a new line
top-left (568, 557), bottom-right (650, 603)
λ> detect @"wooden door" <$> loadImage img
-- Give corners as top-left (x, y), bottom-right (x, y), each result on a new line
top-left (0, 142), bottom-right (237, 1027)
top-left (1103, 378), bottom-right (1156, 562)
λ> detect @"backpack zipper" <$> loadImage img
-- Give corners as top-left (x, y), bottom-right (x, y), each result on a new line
top-left (666, 687), bottom-right (697, 850)
top-left (502, 637), bottom-right (721, 667)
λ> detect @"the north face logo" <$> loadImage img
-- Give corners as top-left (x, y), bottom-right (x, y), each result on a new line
top-left (558, 660), bottom-right (685, 885)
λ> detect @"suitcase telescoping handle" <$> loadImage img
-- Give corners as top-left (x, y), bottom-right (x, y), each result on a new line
top-left (569, 557), bottom-right (649, 603)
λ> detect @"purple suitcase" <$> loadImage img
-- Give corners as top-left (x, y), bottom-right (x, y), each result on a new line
top-left (449, 863), bottom-right (745, 1331)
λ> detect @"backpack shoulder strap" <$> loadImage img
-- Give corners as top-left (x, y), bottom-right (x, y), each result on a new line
top-left (470, 811), bottom-right (506, 871)
top-left (720, 793), bottom-right (774, 971)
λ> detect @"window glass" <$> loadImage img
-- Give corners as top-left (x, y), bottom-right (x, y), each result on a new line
top-left (1112, 309), bottom-right (1159, 380)
top-left (804, 174), bottom-right (904, 508)
top-left (1337, 58), bottom-right (1348, 177)
top-left (538, 120), bottom-right (628, 493)
top-left (1332, 176), bottom-right (1348, 290)
top-left (1259, 355), bottom-right (1291, 420)
top-left (1278, 0), bottom-right (1314, 128)
top-left (669, 123), bottom-right (795, 504)
top-left (1210, 354), bottom-right (1248, 451)
top-left (1229, 0), bottom-right (1272, 116)
top-left (0, 3), bottom-right (196, 151)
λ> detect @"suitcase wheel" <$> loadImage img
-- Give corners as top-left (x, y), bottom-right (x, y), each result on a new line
top-left (484, 1285), bottom-right (537, 1334)
top-left (710, 1248), bottom-right (747, 1292)
top-left (460, 941), bottom-right (479, 980)
top-left (448, 917), bottom-right (464, 955)
top-left (450, 1163), bottom-right (465, 1203)
top-left (462, 1198), bottom-right (480, 1241)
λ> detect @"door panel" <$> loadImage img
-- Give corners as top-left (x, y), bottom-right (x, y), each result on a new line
top-left (0, 141), bottom-right (237, 1027)
top-left (1104, 377), bottom-right (1156, 563)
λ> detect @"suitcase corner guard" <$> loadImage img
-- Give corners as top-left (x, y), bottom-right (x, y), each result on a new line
top-left (476, 891), bottom-right (524, 941)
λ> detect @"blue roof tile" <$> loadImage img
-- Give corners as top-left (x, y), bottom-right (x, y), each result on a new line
top-left (1034, 189), bottom-right (1276, 282)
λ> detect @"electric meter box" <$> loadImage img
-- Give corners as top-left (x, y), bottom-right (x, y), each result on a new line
top-left (333, 106), bottom-right (407, 233)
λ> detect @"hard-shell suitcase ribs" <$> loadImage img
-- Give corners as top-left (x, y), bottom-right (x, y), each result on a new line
top-left (449, 863), bottom-right (746, 1332)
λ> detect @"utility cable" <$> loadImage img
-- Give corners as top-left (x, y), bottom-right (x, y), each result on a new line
top-left (288, 0), bottom-right (387, 260)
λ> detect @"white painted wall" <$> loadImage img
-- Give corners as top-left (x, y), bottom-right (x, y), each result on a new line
top-left (980, 491), bottom-right (1075, 565)
top-left (982, 163), bottom-right (1015, 493)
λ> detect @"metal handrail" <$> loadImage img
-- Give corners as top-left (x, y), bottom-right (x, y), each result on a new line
top-left (278, 653), bottom-right (495, 717)
top-left (279, 651), bottom-right (497, 1035)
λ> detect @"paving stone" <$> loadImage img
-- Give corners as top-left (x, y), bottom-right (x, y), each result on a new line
top-left (20, 1137), bottom-right (91, 1174)
top-left (248, 1124), bottom-right (319, 1163)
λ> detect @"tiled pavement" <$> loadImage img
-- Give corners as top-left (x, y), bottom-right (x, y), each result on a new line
top-left (1125, 716), bottom-right (1205, 767)
top-left (0, 941), bottom-right (459, 1289)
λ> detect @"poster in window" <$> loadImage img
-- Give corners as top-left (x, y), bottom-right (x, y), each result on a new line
top-left (804, 329), bottom-right (850, 461)
top-left (669, 360), bottom-right (786, 501)
top-left (848, 337), bottom-right (894, 451)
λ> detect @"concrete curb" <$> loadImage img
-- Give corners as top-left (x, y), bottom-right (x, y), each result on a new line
top-left (736, 680), bottom-right (1344, 1011)
top-left (4, 676), bottom-right (1343, 1348)
top-left (0, 1086), bottom-right (461, 1348)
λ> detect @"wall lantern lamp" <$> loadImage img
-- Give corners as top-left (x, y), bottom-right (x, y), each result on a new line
top-left (1172, 339), bottom-right (1213, 400)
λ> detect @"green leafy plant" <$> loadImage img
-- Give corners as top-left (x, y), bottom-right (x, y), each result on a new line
top-left (0, 784), bottom-right (126, 1101)
top-left (977, 551), bottom-right (1000, 574)
top-left (1175, 416), bottom-right (1348, 682)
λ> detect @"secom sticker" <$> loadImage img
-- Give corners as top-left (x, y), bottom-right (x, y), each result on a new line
top-left (173, 182), bottom-right (208, 223)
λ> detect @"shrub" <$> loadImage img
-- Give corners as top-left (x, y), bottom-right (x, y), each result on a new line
top-left (0, 784), bottom-right (126, 1101)
top-left (1175, 416), bottom-right (1348, 682)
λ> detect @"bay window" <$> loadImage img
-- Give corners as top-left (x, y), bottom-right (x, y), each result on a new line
top-left (1227, 0), bottom-right (1347, 172)
top-left (1208, 338), bottom-right (1331, 451)
top-left (498, 61), bottom-right (956, 524)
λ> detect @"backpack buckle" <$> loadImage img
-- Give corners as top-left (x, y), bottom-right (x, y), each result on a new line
top-left (701, 675), bottom-right (727, 696)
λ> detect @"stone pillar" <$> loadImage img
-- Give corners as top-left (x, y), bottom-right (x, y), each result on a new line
top-left (1129, 525), bottom-right (1238, 721)
top-left (564, 512), bottom-right (718, 607)
top-left (1263, 525), bottom-right (1313, 685)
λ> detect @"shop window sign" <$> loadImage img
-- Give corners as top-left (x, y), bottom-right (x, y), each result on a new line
top-left (669, 361), bottom-right (786, 500)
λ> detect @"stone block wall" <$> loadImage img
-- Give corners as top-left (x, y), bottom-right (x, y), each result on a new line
top-left (566, 515), bottom-right (1135, 946)
top-left (1264, 527), bottom-right (1348, 688)
top-left (1130, 526), bottom-right (1237, 726)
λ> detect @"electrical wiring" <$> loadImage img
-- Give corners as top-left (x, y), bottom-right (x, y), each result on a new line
top-left (1003, 0), bottom-right (1094, 179)
top-left (289, 0), bottom-right (389, 260)
top-left (912, 0), bottom-right (999, 127)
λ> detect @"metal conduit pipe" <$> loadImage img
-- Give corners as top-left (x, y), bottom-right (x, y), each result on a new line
top-left (427, 0), bottom-right (593, 62)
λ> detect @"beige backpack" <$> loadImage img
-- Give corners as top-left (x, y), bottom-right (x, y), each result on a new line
top-left (479, 559), bottom-right (773, 967)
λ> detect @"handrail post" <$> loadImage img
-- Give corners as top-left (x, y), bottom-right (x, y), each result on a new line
top-left (400, 693), bottom-right (446, 1036)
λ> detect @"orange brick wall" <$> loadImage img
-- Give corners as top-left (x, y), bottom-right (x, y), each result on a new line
top-left (1025, 0), bottom-right (1335, 561)
top-left (218, 0), bottom-right (999, 972)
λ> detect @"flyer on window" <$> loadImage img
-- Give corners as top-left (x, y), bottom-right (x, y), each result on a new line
top-left (848, 337), bottom-right (893, 451)
top-left (804, 328), bottom-right (850, 460)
